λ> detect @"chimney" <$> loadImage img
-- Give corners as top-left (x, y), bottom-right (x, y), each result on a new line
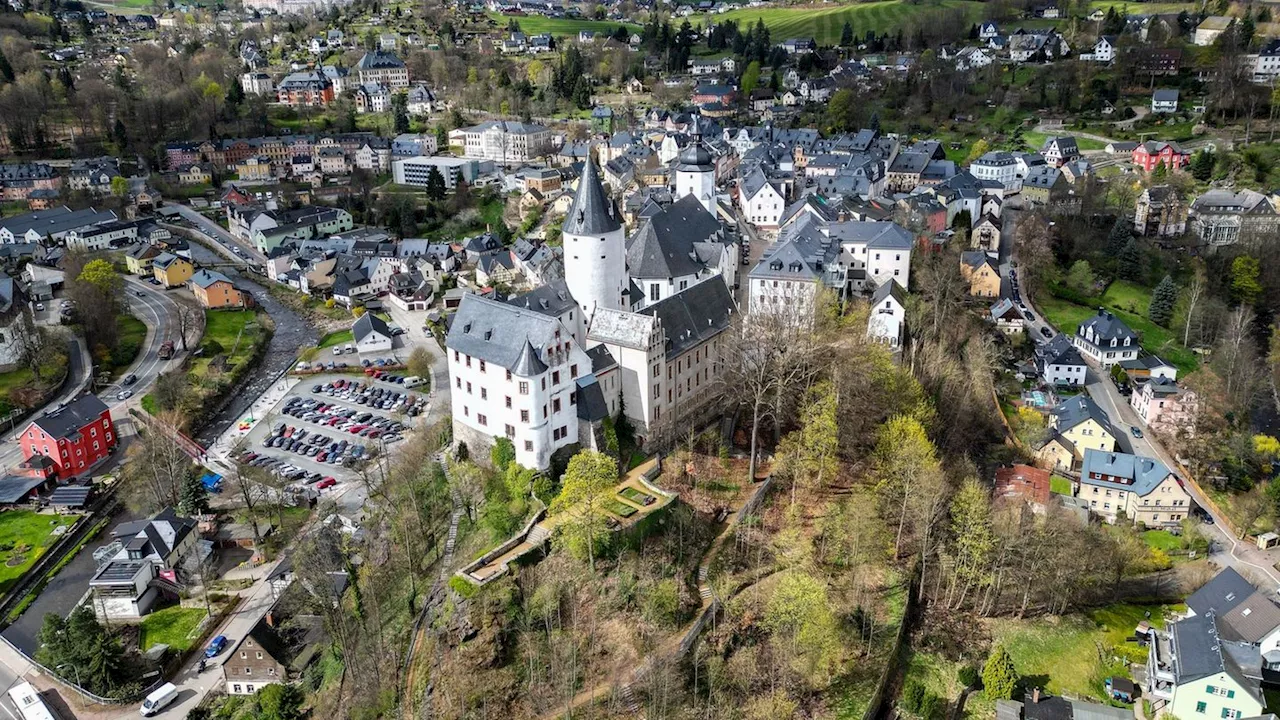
top-left (1098, 307), bottom-right (1106, 316)
top-left (265, 611), bottom-right (275, 628)
top-left (1032, 688), bottom-right (1040, 704)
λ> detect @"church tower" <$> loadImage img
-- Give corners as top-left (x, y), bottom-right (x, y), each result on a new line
top-left (674, 129), bottom-right (717, 216)
top-left (563, 152), bottom-right (626, 323)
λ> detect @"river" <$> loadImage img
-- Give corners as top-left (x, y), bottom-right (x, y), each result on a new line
top-left (186, 243), bottom-right (320, 445)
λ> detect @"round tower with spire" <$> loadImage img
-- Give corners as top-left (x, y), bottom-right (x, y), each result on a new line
top-left (563, 150), bottom-right (626, 322)
top-left (674, 125), bottom-right (716, 217)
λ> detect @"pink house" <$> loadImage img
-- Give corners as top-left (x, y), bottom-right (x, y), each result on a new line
top-left (1130, 377), bottom-right (1198, 437)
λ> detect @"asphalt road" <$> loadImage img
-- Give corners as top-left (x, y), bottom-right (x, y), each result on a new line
top-left (1005, 208), bottom-right (1280, 588)
top-left (169, 205), bottom-right (266, 265)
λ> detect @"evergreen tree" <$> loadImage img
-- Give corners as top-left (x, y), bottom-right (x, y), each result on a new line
top-left (1117, 238), bottom-right (1143, 281)
top-left (1106, 218), bottom-right (1133, 255)
top-left (1191, 149), bottom-right (1215, 181)
top-left (179, 474), bottom-right (210, 516)
top-left (425, 166), bottom-right (447, 200)
top-left (391, 92), bottom-right (409, 134)
top-left (840, 20), bottom-right (854, 46)
top-left (983, 644), bottom-right (1020, 700)
top-left (1149, 275), bottom-right (1178, 327)
top-left (0, 50), bottom-right (13, 83)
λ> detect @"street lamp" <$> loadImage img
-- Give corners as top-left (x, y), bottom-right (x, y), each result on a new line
top-left (56, 663), bottom-right (82, 687)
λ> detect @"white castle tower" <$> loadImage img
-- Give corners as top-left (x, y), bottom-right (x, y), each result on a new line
top-left (674, 128), bottom-right (716, 216)
top-left (563, 153), bottom-right (626, 322)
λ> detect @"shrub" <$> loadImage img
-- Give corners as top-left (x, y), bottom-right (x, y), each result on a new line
top-left (958, 664), bottom-right (980, 688)
top-left (448, 575), bottom-right (478, 598)
top-left (642, 577), bottom-right (681, 627)
top-left (983, 644), bottom-right (1020, 700)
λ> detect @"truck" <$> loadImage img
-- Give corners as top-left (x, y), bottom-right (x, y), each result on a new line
top-left (158, 340), bottom-right (174, 359)
top-left (8, 681), bottom-right (56, 720)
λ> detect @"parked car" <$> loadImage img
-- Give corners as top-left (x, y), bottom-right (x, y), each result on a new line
top-left (1130, 426), bottom-right (1143, 439)
top-left (1039, 326), bottom-right (1053, 339)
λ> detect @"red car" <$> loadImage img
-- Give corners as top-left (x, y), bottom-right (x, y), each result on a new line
top-left (364, 368), bottom-right (378, 376)
top-left (316, 478), bottom-right (337, 489)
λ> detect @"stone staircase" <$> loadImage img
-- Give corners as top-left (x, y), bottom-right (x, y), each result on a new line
top-left (526, 524), bottom-right (551, 546)
top-left (619, 682), bottom-right (643, 717)
top-left (698, 566), bottom-right (713, 602)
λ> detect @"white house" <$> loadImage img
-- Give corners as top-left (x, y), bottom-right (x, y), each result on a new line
top-left (1152, 88), bottom-right (1179, 113)
top-left (1073, 309), bottom-right (1139, 367)
top-left (990, 298), bottom-right (1025, 334)
top-left (1036, 334), bottom-right (1087, 386)
top-left (1040, 136), bottom-right (1080, 167)
top-left (353, 312), bottom-right (393, 354)
top-left (969, 151), bottom-right (1022, 192)
top-left (739, 167), bottom-right (786, 229)
top-left (866, 280), bottom-right (906, 347)
top-left (1086, 35), bottom-right (1116, 62)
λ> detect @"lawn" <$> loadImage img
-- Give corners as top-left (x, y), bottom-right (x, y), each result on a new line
top-left (902, 649), bottom-right (991, 720)
top-left (138, 605), bottom-right (209, 652)
top-left (699, 0), bottom-right (985, 46)
top-left (605, 499), bottom-right (637, 518)
top-left (319, 329), bottom-right (354, 349)
top-left (108, 313), bottom-right (148, 376)
top-left (1050, 475), bottom-right (1073, 496)
top-left (0, 512), bottom-right (78, 597)
top-left (1142, 529), bottom-right (1182, 552)
top-left (1023, 130), bottom-right (1109, 153)
top-left (193, 310), bottom-right (263, 377)
top-left (1088, 0), bottom-right (1197, 14)
top-left (1036, 280), bottom-right (1200, 374)
top-left (486, 11), bottom-right (639, 36)
top-left (990, 602), bottom-right (1181, 701)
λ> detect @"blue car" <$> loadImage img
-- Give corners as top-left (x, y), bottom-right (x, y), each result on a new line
top-left (205, 635), bottom-right (228, 658)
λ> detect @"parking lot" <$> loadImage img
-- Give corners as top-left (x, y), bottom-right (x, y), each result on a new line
top-left (225, 373), bottom-right (430, 495)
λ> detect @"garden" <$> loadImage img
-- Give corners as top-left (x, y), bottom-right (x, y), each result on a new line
top-left (0, 511), bottom-right (78, 597)
top-left (138, 604), bottom-right (209, 653)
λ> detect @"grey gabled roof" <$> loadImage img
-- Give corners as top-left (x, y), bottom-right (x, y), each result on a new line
top-left (447, 294), bottom-right (564, 376)
top-left (1221, 590), bottom-right (1280, 644)
top-left (626, 194), bottom-right (725, 280)
top-left (638, 277), bottom-right (735, 358)
top-left (1040, 334), bottom-right (1085, 367)
top-left (1153, 88), bottom-right (1179, 102)
top-left (563, 156), bottom-right (621, 236)
top-left (1187, 568), bottom-right (1259, 619)
top-left (1052, 394), bottom-right (1113, 435)
top-left (871, 278), bottom-right (906, 306)
top-left (828, 220), bottom-right (914, 249)
top-left (506, 280), bottom-right (577, 318)
top-left (31, 394), bottom-right (109, 440)
top-left (1170, 613), bottom-right (1226, 683)
top-left (352, 312), bottom-right (390, 343)
top-left (1080, 449), bottom-right (1173, 497)
top-left (1078, 309), bottom-right (1138, 345)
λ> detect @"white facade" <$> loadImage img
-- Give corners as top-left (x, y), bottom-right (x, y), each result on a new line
top-left (739, 175), bottom-right (786, 228)
top-left (563, 160), bottom-right (627, 323)
top-left (675, 157), bottom-right (716, 216)
top-left (866, 286), bottom-right (905, 347)
top-left (970, 152), bottom-right (1021, 192)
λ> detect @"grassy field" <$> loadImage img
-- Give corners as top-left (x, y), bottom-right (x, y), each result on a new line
top-left (989, 602), bottom-right (1180, 701)
top-left (903, 649), bottom-right (991, 719)
top-left (1050, 475), bottom-right (1073, 495)
top-left (1023, 130), bottom-right (1109, 153)
top-left (697, 0), bottom-right (985, 46)
top-left (0, 512), bottom-right (78, 596)
top-left (1036, 280), bottom-right (1199, 374)
top-left (193, 310), bottom-right (262, 377)
top-left (1142, 529), bottom-right (1182, 552)
top-left (112, 313), bottom-right (148, 375)
top-left (1088, 0), bottom-right (1197, 13)
top-left (318, 329), bottom-right (354, 349)
top-left (138, 605), bottom-right (208, 652)
top-left (487, 11), bottom-right (639, 36)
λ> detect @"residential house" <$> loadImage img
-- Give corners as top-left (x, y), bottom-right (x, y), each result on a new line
top-left (1037, 334), bottom-right (1088, 387)
top-left (190, 269), bottom-right (253, 309)
top-left (89, 507), bottom-right (199, 620)
top-left (1040, 136), bottom-right (1080, 167)
top-left (223, 605), bottom-right (324, 695)
top-left (1151, 89), bottom-right (1180, 115)
top-left (1254, 38), bottom-right (1280, 82)
top-left (994, 464), bottom-right (1051, 514)
top-left (1190, 189), bottom-right (1280, 246)
top-left (1087, 35), bottom-right (1117, 62)
top-left (1118, 354), bottom-right (1177, 384)
top-left (990, 297), bottom-right (1025, 333)
top-left (1147, 612), bottom-right (1266, 720)
top-left (124, 243), bottom-right (161, 276)
top-left (355, 50), bottom-right (409, 88)
top-left (972, 214), bottom-right (1002, 252)
top-left (1023, 166), bottom-right (1075, 209)
top-left (451, 121), bottom-right (554, 164)
top-left (177, 163), bottom-right (213, 186)
top-left (20, 394), bottom-right (115, 481)
top-left (276, 72), bottom-right (334, 106)
top-left (960, 250), bottom-right (1001, 297)
top-left (1073, 308), bottom-right (1140, 367)
top-left (1133, 140), bottom-right (1191, 172)
top-left (1135, 185), bottom-right (1188, 237)
top-left (969, 151), bottom-right (1022, 192)
top-left (152, 253), bottom-right (194, 288)
top-left (866, 279), bottom-right (906, 348)
top-left (353, 312), bottom-right (393, 354)
top-left (1081, 448), bottom-right (1189, 525)
top-left (1131, 377), bottom-right (1199, 436)
top-left (354, 83), bottom-right (391, 113)
top-left (739, 167), bottom-right (786, 229)
top-left (240, 71), bottom-right (274, 96)
top-left (1194, 16), bottom-right (1234, 46)
top-left (238, 156), bottom-right (273, 183)
top-left (1039, 395), bottom-right (1118, 471)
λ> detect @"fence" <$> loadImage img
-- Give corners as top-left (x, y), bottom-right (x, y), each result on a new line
top-left (861, 562), bottom-right (920, 720)
top-left (0, 633), bottom-right (164, 706)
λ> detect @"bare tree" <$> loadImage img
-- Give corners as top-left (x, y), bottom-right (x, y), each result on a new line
top-left (1178, 264), bottom-right (1208, 348)
top-left (9, 310), bottom-right (47, 380)
top-left (122, 409), bottom-right (194, 511)
top-left (172, 300), bottom-right (203, 352)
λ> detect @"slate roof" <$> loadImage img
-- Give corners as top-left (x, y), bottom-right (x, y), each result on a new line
top-left (1170, 613), bottom-right (1226, 683)
top-left (1042, 136), bottom-right (1079, 156)
top-left (1024, 165), bottom-right (1063, 189)
top-left (507, 280), bottom-right (577, 318)
top-left (1039, 334), bottom-right (1086, 367)
top-left (741, 166), bottom-right (780, 201)
top-left (31, 394), bottom-right (109, 440)
top-left (871, 278), bottom-right (906, 306)
top-left (586, 344), bottom-right (616, 374)
top-left (575, 375), bottom-right (609, 422)
top-left (112, 507), bottom-right (196, 561)
top-left (1077, 310), bottom-right (1138, 346)
top-left (0, 206), bottom-right (116, 239)
top-left (190, 269), bottom-right (233, 289)
top-left (353, 312), bottom-right (390, 344)
top-left (563, 157), bottom-right (621, 236)
top-left (889, 151), bottom-right (930, 175)
top-left (356, 50), bottom-right (405, 70)
top-left (448, 294), bottom-right (566, 375)
top-left (1221, 590), bottom-right (1280, 644)
top-left (626, 195), bottom-right (725, 280)
top-left (638, 277), bottom-right (735, 358)
top-left (1053, 395), bottom-right (1114, 436)
top-left (1080, 448), bottom-right (1173, 497)
top-left (1187, 568), bottom-right (1259, 619)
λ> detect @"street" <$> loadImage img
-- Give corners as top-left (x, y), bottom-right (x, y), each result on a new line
top-left (168, 205), bottom-right (266, 265)
top-left (1003, 209), bottom-right (1280, 588)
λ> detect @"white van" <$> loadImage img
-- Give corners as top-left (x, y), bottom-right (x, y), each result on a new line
top-left (403, 376), bottom-right (426, 389)
top-left (343, 344), bottom-right (355, 355)
top-left (140, 682), bottom-right (178, 716)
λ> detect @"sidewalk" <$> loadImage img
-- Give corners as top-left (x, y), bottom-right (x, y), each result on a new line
top-left (205, 376), bottom-right (300, 475)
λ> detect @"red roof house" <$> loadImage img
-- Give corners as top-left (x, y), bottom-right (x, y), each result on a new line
top-left (994, 464), bottom-right (1052, 514)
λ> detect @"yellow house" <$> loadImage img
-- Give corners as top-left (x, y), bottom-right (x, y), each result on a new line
top-left (1034, 433), bottom-right (1078, 471)
top-left (1044, 396), bottom-right (1117, 471)
top-left (124, 243), bottom-right (161, 276)
top-left (178, 163), bottom-right (213, 186)
top-left (1080, 448), bottom-right (1192, 527)
top-left (960, 251), bottom-right (1001, 298)
top-left (152, 252), bottom-right (194, 288)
